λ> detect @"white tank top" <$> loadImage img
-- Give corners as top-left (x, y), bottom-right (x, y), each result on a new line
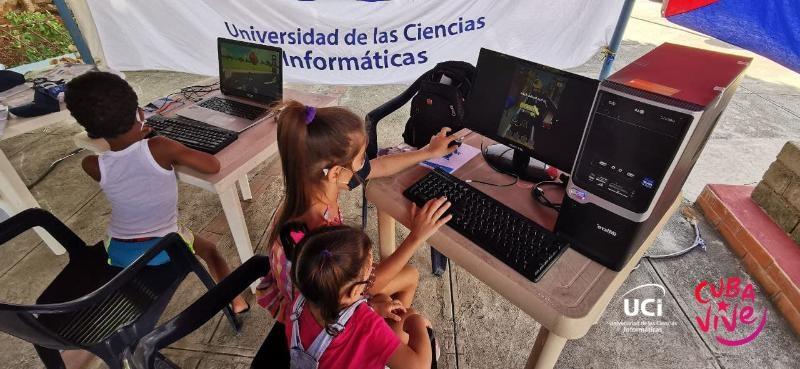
top-left (98, 139), bottom-right (179, 239)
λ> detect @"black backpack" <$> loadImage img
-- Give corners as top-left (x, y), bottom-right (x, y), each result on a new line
top-left (402, 61), bottom-right (476, 148)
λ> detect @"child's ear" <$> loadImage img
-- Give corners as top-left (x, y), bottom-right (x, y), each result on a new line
top-left (323, 166), bottom-right (337, 182)
top-left (347, 284), bottom-right (362, 300)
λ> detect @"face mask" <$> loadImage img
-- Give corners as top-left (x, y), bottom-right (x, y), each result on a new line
top-left (346, 159), bottom-right (371, 190)
top-left (322, 159), bottom-right (371, 191)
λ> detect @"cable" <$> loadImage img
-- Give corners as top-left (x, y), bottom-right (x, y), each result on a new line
top-left (632, 208), bottom-right (707, 270)
top-left (530, 180), bottom-right (564, 212)
top-left (176, 81), bottom-right (220, 102)
top-left (27, 148), bottom-right (84, 189)
top-left (643, 218), bottom-right (706, 259)
top-left (462, 141), bottom-right (520, 187)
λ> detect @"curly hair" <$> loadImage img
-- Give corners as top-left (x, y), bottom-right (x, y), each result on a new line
top-left (64, 72), bottom-right (138, 138)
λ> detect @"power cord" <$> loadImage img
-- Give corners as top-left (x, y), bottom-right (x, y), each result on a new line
top-left (633, 206), bottom-right (707, 270)
top-left (643, 206), bottom-right (706, 259)
top-left (530, 180), bottom-right (565, 212)
top-left (27, 148), bottom-right (84, 189)
top-left (170, 82), bottom-right (220, 103)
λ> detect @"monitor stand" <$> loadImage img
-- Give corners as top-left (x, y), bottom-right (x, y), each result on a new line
top-left (483, 144), bottom-right (553, 183)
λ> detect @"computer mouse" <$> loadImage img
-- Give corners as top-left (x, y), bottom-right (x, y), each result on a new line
top-left (448, 140), bottom-right (463, 148)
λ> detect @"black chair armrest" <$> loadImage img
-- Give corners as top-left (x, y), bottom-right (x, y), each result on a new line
top-left (365, 72), bottom-right (430, 160)
top-left (0, 208), bottom-right (86, 254)
top-left (130, 255), bottom-right (270, 369)
top-left (2, 233), bottom-right (190, 314)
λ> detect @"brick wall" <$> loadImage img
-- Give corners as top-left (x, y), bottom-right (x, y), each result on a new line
top-left (752, 141), bottom-right (800, 245)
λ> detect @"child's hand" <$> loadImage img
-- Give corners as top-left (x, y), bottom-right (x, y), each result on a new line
top-left (423, 127), bottom-right (458, 158)
top-left (370, 295), bottom-right (407, 322)
top-left (409, 196), bottom-right (452, 243)
top-left (403, 313), bottom-right (432, 333)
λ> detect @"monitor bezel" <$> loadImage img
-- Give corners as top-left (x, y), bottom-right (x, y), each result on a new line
top-left (217, 37), bottom-right (283, 104)
top-left (465, 48), bottom-right (599, 173)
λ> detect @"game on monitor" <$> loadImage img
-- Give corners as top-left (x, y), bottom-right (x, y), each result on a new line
top-left (218, 38), bottom-right (282, 103)
top-left (466, 48), bottom-right (599, 180)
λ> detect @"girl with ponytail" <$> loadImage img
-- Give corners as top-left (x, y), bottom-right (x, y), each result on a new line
top-left (256, 99), bottom-right (454, 328)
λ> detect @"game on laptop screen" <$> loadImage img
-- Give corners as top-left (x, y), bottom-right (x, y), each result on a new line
top-left (218, 39), bottom-right (282, 103)
top-left (466, 48), bottom-right (599, 171)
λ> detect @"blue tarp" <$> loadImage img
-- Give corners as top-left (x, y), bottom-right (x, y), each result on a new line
top-left (667, 0), bottom-right (800, 73)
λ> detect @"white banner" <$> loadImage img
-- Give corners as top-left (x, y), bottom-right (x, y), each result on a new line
top-left (86, 0), bottom-right (624, 84)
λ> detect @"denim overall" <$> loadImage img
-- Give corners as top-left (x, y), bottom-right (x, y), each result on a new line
top-left (289, 296), bottom-right (366, 369)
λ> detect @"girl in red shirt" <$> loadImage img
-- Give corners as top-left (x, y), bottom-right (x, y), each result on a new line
top-left (287, 225), bottom-right (434, 369)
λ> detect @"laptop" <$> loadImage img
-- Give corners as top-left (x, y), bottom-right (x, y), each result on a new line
top-left (177, 38), bottom-right (283, 132)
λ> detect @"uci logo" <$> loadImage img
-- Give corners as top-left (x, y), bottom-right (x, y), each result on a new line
top-left (622, 284), bottom-right (665, 317)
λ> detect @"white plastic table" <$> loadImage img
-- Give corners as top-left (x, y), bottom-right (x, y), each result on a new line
top-left (74, 85), bottom-right (338, 271)
top-left (0, 107), bottom-right (74, 254)
top-left (367, 130), bottom-right (679, 369)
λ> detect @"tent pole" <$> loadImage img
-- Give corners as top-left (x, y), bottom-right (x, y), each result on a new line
top-left (599, 0), bottom-right (636, 80)
top-left (53, 0), bottom-right (95, 65)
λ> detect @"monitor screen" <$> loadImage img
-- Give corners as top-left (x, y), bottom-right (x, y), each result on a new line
top-left (465, 48), bottom-right (599, 172)
top-left (217, 38), bottom-right (282, 103)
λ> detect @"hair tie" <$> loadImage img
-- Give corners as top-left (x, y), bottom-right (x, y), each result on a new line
top-left (321, 249), bottom-right (332, 258)
top-left (305, 106), bottom-right (316, 125)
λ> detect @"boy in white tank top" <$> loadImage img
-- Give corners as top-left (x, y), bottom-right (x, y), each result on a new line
top-left (65, 72), bottom-right (248, 314)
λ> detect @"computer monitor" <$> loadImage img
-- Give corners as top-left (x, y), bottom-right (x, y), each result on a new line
top-left (465, 48), bottom-right (599, 180)
top-left (217, 38), bottom-right (282, 104)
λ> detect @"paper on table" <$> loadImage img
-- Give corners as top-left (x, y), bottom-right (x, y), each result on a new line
top-left (420, 143), bottom-right (480, 173)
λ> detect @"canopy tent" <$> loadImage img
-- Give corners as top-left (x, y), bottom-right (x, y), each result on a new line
top-left (55, 0), bottom-right (632, 85)
top-left (664, 0), bottom-right (800, 73)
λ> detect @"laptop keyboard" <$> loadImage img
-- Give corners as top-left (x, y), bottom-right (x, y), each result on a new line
top-left (198, 97), bottom-right (267, 121)
top-left (145, 115), bottom-right (238, 154)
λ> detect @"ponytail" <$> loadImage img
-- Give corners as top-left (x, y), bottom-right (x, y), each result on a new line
top-left (268, 100), bottom-right (366, 247)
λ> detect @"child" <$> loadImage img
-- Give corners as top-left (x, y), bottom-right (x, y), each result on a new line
top-left (288, 225), bottom-right (434, 369)
top-left (64, 72), bottom-right (248, 313)
top-left (258, 100), bottom-right (455, 321)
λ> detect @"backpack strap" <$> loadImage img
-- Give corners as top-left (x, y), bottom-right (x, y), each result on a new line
top-left (305, 299), bottom-right (367, 360)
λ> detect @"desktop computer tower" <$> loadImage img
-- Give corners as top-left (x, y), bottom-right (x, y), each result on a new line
top-left (555, 43), bottom-right (751, 271)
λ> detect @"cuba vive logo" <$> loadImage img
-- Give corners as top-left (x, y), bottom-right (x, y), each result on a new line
top-left (693, 277), bottom-right (767, 346)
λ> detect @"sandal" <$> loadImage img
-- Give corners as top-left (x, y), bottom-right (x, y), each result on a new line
top-left (427, 327), bottom-right (440, 369)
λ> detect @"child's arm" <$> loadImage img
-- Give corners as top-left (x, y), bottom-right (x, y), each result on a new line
top-left (148, 136), bottom-right (221, 174)
top-left (387, 314), bottom-right (432, 369)
top-left (372, 196), bottom-right (451, 293)
top-left (368, 127), bottom-right (457, 179)
top-left (81, 155), bottom-right (101, 182)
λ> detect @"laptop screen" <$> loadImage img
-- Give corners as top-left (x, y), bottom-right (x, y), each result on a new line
top-left (217, 38), bottom-right (283, 104)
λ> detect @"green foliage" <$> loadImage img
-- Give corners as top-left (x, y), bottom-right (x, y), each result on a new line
top-left (1, 10), bottom-right (74, 65)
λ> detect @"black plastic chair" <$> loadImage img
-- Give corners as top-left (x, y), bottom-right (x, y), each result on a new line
top-left (128, 255), bottom-right (287, 369)
top-left (363, 71), bottom-right (449, 276)
top-left (0, 208), bottom-right (239, 369)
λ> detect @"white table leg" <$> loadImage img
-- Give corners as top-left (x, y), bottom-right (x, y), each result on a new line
top-left (237, 175), bottom-right (252, 201)
top-left (0, 149), bottom-right (65, 254)
top-left (377, 209), bottom-right (396, 260)
top-left (525, 327), bottom-right (568, 369)
top-left (217, 184), bottom-right (254, 261)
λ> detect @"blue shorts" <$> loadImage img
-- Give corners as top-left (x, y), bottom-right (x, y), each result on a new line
top-left (105, 226), bottom-right (194, 268)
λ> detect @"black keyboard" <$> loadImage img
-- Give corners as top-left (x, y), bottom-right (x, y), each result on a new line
top-left (403, 169), bottom-right (568, 282)
top-left (198, 97), bottom-right (266, 120)
top-left (145, 115), bottom-right (238, 154)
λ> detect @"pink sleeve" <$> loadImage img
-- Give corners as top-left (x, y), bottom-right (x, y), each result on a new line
top-left (359, 306), bottom-right (401, 367)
